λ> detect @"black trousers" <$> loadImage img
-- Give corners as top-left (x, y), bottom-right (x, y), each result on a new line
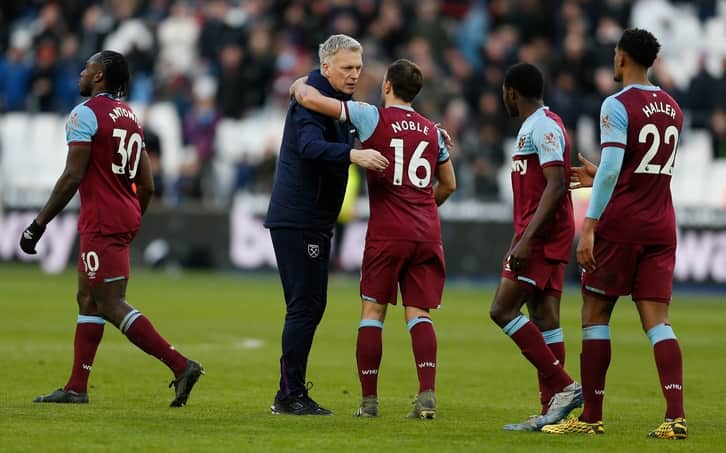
top-left (270, 227), bottom-right (332, 399)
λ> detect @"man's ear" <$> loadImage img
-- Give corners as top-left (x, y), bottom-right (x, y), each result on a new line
top-left (383, 80), bottom-right (392, 95)
top-left (322, 63), bottom-right (330, 76)
top-left (616, 51), bottom-right (626, 70)
top-left (93, 69), bottom-right (104, 84)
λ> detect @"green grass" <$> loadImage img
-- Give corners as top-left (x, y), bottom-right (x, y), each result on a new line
top-left (0, 262), bottom-right (723, 452)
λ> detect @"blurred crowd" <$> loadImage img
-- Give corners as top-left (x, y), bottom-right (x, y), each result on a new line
top-left (2, 0), bottom-right (726, 205)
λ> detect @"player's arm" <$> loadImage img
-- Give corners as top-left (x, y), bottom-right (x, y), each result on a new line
top-left (434, 160), bottom-right (456, 206)
top-left (577, 97), bottom-right (628, 271)
top-left (290, 75), bottom-right (382, 142)
top-left (20, 145), bottom-right (91, 254)
top-left (433, 130), bottom-right (456, 206)
top-left (525, 165), bottom-right (566, 239)
top-left (508, 122), bottom-right (567, 271)
top-left (569, 153), bottom-right (598, 189)
top-left (20, 104), bottom-right (97, 255)
top-left (295, 103), bottom-right (388, 172)
top-left (290, 77), bottom-right (343, 119)
top-left (134, 150), bottom-right (154, 215)
top-left (36, 144), bottom-right (91, 226)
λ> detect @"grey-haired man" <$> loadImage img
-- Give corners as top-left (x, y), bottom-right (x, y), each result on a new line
top-left (265, 34), bottom-right (388, 415)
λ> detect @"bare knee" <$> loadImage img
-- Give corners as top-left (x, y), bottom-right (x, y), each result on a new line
top-left (529, 303), bottom-right (559, 331)
top-left (490, 298), bottom-right (518, 327)
top-left (76, 288), bottom-right (97, 315)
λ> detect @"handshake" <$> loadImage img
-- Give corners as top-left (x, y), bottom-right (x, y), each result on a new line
top-left (19, 220), bottom-right (46, 255)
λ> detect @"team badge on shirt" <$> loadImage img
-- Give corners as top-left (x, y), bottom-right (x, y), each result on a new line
top-left (66, 111), bottom-right (80, 133)
top-left (601, 114), bottom-right (611, 131)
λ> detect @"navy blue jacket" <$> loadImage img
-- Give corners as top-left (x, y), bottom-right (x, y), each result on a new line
top-left (265, 70), bottom-right (354, 231)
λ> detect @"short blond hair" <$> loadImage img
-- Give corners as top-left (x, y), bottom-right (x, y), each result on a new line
top-left (318, 34), bottom-right (362, 70)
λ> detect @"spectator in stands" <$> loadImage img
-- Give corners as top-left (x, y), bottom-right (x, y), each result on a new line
top-left (216, 43), bottom-right (245, 118)
top-left (687, 55), bottom-right (718, 129)
top-left (180, 76), bottom-right (221, 200)
top-left (237, 22), bottom-right (275, 114)
top-left (0, 40), bottom-right (31, 111)
top-left (28, 38), bottom-right (58, 112)
top-left (54, 33), bottom-right (83, 113)
top-left (157, 0), bottom-right (199, 80)
top-left (2, 0), bottom-right (725, 204)
top-left (144, 128), bottom-right (165, 199)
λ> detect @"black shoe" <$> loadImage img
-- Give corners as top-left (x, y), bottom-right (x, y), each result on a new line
top-left (169, 360), bottom-right (204, 407)
top-left (271, 383), bottom-right (332, 415)
top-left (33, 388), bottom-right (89, 404)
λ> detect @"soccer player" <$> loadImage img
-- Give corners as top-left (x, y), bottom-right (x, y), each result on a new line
top-left (489, 63), bottom-right (582, 431)
top-left (265, 34), bottom-right (389, 416)
top-left (19, 51), bottom-right (203, 407)
top-left (541, 28), bottom-right (687, 439)
top-left (290, 58), bottom-right (456, 418)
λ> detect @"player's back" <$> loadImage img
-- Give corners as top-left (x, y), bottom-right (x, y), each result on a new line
top-left (598, 85), bottom-right (682, 245)
top-left (361, 106), bottom-right (443, 242)
top-left (69, 94), bottom-right (144, 235)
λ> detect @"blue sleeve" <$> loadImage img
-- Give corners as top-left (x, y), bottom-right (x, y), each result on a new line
top-left (344, 101), bottom-right (379, 142)
top-left (531, 117), bottom-right (565, 166)
top-left (585, 146), bottom-right (625, 219)
top-left (436, 129), bottom-right (450, 163)
top-left (65, 104), bottom-right (98, 144)
top-left (600, 96), bottom-right (628, 147)
top-left (294, 102), bottom-right (351, 162)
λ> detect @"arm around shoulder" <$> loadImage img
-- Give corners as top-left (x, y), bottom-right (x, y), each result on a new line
top-left (291, 81), bottom-right (343, 119)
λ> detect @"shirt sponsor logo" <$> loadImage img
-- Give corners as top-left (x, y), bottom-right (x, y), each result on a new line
top-left (511, 159), bottom-right (528, 175)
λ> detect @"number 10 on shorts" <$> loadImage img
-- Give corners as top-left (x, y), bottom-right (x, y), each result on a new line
top-left (81, 251), bottom-right (100, 277)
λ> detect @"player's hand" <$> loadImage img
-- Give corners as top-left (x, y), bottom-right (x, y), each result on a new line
top-left (351, 148), bottom-right (389, 172)
top-left (289, 76), bottom-right (308, 99)
top-left (576, 229), bottom-right (597, 272)
top-left (508, 238), bottom-right (531, 272)
top-left (19, 220), bottom-right (46, 255)
top-left (570, 153), bottom-right (598, 189)
top-left (435, 123), bottom-right (454, 149)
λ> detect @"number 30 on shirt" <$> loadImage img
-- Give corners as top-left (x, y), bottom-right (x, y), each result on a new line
top-left (111, 128), bottom-right (143, 178)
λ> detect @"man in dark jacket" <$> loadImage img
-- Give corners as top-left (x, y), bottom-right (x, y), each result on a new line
top-left (265, 34), bottom-right (388, 415)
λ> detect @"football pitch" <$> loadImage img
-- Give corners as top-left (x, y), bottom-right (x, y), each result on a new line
top-left (0, 263), bottom-right (723, 452)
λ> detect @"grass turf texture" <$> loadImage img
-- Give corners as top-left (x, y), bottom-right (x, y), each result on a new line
top-left (0, 262), bottom-right (722, 452)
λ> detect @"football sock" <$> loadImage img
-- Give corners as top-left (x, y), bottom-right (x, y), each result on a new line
top-left (539, 328), bottom-right (566, 414)
top-left (64, 315), bottom-right (105, 393)
top-left (409, 317), bottom-right (437, 393)
top-left (356, 320), bottom-right (383, 397)
top-left (504, 315), bottom-right (572, 393)
top-left (121, 310), bottom-right (187, 376)
top-left (648, 323), bottom-right (685, 419)
top-left (580, 324), bottom-right (611, 423)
